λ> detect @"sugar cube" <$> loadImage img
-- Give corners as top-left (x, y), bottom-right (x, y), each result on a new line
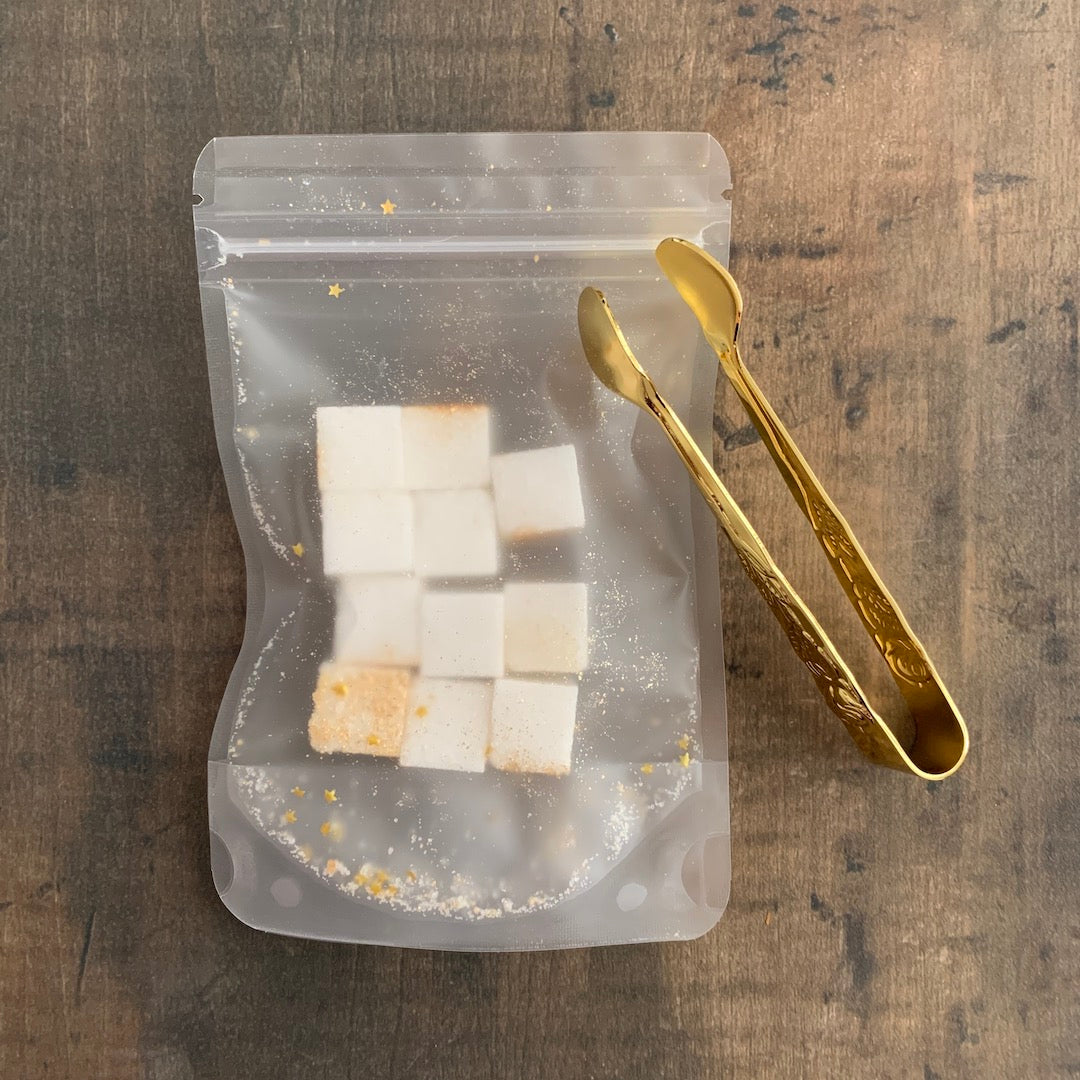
top-left (504, 582), bottom-right (588, 674)
top-left (399, 678), bottom-right (492, 772)
top-left (420, 591), bottom-right (504, 678)
top-left (334, 575), bottom-right (421, 666)
top-left (321, 490), bottom-right (413, 576)
top-left (308, 662), bottom-right (410, 756)
top-left (488, 678), bottom-right (578, 776)
top-left (413, 489), bottom-right (499, 578)
top-left (490, 444), bottom-right (585, 541)
top-left (316, 405), bottom-right (404, 492)
top-left (402, 404), bottom-right (491, 489)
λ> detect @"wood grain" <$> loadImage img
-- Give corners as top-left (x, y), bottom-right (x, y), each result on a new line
top-left (2, 0), bottom-right (1078, 1076)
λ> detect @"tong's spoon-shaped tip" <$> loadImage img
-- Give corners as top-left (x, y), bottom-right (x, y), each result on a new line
top-left (577, 286), bottom-right (654, 410)
top-left (656, 237), bottom-right (743, 350)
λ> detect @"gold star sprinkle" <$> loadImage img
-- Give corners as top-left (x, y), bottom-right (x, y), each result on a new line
top-left (415, 705), bottom-right (428, 718)
top-left (533, 254), bottom-right (540, 263)
top-left (679, 753), bottom-right (691, 768)
top-left (328, 283), bottom-right (344, 298)
top-left (406, 869), bottom-right (417, 882)
top-left (283, 809), bottom-right (297, 824)
top-left (326, 859), bottom-right (338, 875)
top-left (385, 884), bottom-right (398, 897)
top-left (291, 787), bottom-right (306, 798)
top-left (369, 881), bottom-right (383, 895)
top-left (366, 734), bottom-right (381, 747)
top-left (640, 763), bottom-right (654, 775)
top-left (291, 542), bottom-right (304, 557)
top-left (324, 788), bottom-right (337, 803)
top-left (331, 682), bottom-right (348, 697)
top-left (380, 198), bottom-right (397, 215)
top-left (320, 821), bottom-right (332, 836)
top-left (677, 734), bottom-right (690, 751)
top-left (353, 871), bottom-right (369, 886)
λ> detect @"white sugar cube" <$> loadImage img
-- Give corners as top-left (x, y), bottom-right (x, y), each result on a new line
top-left (489, 678), bottom-right (578, 776)
top-left (504, 582), bottom-right (588, 674)
top-left (333, 575), bottom-right (421, 666)
top-left (490, 444), bottom-right (585, 541)
top-left (414, 489), bottom-right (499, 579)
top-left (399, 678), bottom-right (492, 772)
top-left (308, 662), bottom-right (410, 756)
top-left (402, 404), bottom-right (491, 489)
top-left (421, 591), bottom-right (504, 678)
top-left (316, 406), bottom-right (404, 491)
top-left (321, 491), bottom-right (413, 576)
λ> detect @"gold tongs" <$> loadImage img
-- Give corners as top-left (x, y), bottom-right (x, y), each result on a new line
top-left (578, 237), bottom-right (968, 780)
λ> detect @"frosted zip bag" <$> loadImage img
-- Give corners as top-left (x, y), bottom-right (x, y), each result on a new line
top-left (196, 132), bottom-right (732, 950)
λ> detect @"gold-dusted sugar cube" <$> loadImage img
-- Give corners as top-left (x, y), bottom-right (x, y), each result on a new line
top-left (308, 662), bottom-right (410, 756)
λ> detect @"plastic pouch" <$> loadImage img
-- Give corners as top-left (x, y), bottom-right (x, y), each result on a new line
top-left (195, 132), bottom-right (732, 949)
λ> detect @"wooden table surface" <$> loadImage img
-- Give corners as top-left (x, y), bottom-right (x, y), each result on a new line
top-left (3, 1), bottom-right (1078, 1076)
